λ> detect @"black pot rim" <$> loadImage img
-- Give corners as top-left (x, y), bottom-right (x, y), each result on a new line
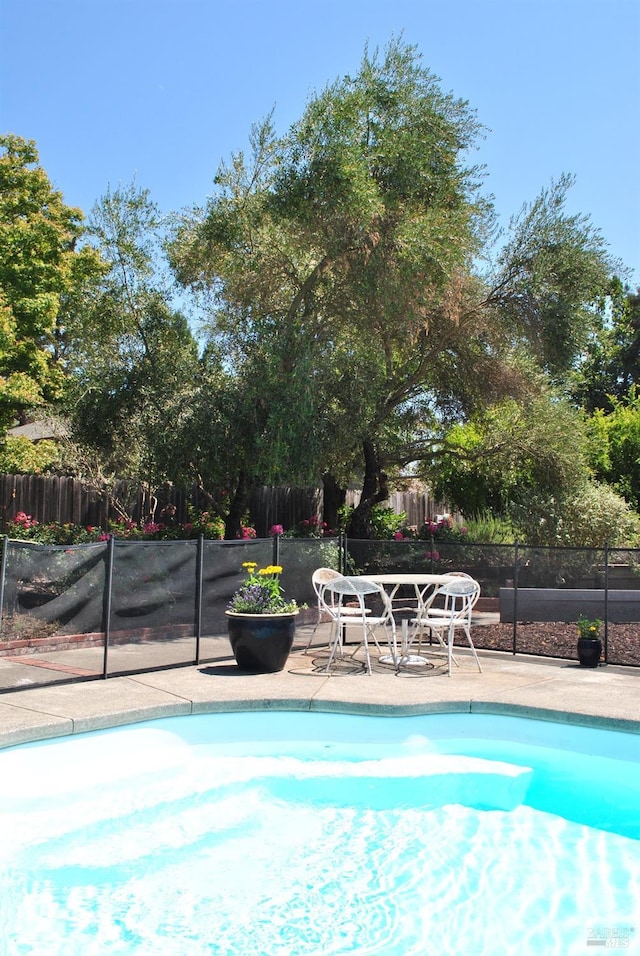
top-left (225, 610), bottom-right (299, 618)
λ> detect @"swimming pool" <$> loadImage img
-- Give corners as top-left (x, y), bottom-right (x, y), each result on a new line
top-left (1, 711), bottom-right (639, 954)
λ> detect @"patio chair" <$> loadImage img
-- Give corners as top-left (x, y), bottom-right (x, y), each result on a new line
top-left (305, 568), bottom-right (365, 653)
top-left (323, 576), bottom-right (398, 675)
top-left (410, 578), bottom-right (482, 676)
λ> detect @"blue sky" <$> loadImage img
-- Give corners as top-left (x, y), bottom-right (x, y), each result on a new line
top-left (1, 0), bottom-right (639, 283)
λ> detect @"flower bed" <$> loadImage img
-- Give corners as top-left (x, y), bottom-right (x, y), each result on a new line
top-left (471, 621), bottom-right (640, 667)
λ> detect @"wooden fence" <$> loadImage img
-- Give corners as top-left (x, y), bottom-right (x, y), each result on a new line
top-left (0, 474), bottom-right (450, 536)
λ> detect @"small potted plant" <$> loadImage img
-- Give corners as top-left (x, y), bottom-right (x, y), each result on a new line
top-left (225, 562), bottom-right (303, 673)
top-left (576, 615), bottom-right (603, 668)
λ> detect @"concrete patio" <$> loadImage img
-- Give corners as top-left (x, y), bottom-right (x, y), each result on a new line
top-left (0, 620), bottom-right (639, 750)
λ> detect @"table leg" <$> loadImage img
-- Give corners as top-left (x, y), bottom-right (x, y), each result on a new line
top-left (397, 618), bottom-right (430, 668)
top-left (379, 618), bottom-right (431, 668)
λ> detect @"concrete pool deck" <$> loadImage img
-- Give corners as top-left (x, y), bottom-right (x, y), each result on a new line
top-left (0, 620), bottom-right (639, 748)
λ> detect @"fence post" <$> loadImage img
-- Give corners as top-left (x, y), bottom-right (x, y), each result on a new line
top-left (604, 541), bottom-right (609, 663)
top-left (0, 536), bottom-right (7, 636)
top-left (512, 541), bottom-right (519, 656)
top-left (195, 534), bottom-right (204, 664)
top-left (101, 535), bottom-right (115, 679)
top-left (273, 532), bottom-right (281, 566)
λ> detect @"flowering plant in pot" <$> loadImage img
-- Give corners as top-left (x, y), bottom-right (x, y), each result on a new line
top-left (576, 615), bottom-right (603, 668)
top-left (225, 563), bottom-right (303, 672)
top-left (227, 562), bottom-right (301, 614)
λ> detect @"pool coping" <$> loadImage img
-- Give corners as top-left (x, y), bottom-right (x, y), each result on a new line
top-left (1, 642), bottom-right (639, 749)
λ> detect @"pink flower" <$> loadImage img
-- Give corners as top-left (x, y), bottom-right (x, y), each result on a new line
top-left (14, 511), bottom-right (38, 528)
top-left (143, 521), bottom-right (163, 534)
top-left (393, 531), bottom-right (404, 540)
top-left (269, 524), bottom-right (284, 536)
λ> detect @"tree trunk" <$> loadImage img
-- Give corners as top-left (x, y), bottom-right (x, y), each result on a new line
top-left (322, 473), bottom-right (346, 535)
top-left (346, 441), bottom-right (389, 538)
top-left (225, 471), bottom-right (252, 539)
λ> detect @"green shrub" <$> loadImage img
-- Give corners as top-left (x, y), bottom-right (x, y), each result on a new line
top-left (0, 436), bottom-right (59, 474)
top-left (509, 480), bottom-right (640, 547)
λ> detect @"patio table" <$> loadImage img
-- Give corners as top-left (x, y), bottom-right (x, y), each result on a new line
top-left (366, 572), bottom-right (461, 666)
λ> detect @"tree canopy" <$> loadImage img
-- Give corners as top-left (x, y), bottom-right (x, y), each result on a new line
top-left (169, 38), bottom-right (616, 535)
top-left (58, 182), bottom-right (200, 514)
top-left (0, 135), bottom-right (103, 434)
top-left (1, 41), bottom-right (630, 541)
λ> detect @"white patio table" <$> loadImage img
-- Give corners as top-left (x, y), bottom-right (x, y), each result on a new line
top-left (366, 572), bottom-right (460, 667)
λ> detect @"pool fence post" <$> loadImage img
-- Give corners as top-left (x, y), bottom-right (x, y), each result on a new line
top-left (101, 535), bottom-right (115, 679)
top-left (512, 541), bottom-right (519, 656)
top-left (195, 534), bottom-right (204, 664)
top-left (0, 536), bottom-right (7, 637)
top-left (604, 542), bottom-right (609, 663)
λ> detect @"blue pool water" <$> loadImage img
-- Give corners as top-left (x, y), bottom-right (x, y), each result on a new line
top-left (0, 711), bottom-right (639, 955)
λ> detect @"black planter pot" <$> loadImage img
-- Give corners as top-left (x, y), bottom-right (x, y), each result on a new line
top-left (577, 636), bottom-right (602, 667)
top-left (226, 611), bottom-right (297, 673)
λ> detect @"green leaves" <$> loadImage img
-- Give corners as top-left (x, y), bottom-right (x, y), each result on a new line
top-left (492, 174), bottom-right (613, 373)
top-left (0, 135), bottom-right (102, 432)
top-left (167, 38), bottom-right (494, 496)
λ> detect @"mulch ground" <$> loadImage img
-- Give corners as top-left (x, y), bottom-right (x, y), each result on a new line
top-left (469, 621), bottom-right (640, 668)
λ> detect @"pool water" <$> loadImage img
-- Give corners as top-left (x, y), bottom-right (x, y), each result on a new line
top-left (0, 712), bottom-right (639, 955)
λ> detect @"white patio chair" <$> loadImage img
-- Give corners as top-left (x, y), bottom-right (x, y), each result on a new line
top-left (409, 578), bottom-right (482, 676)
top-left (416, 571), bottom-right (478, 620)
top-left (323, 576), bottom-right (398, 675)
top-left (305, 568), bottom-right (366, 653)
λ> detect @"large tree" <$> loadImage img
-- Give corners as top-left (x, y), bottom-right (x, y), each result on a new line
top-left (0, 135), bottom-right (103, 437)
top-left (60, 182), bottom-right (200, 517)
top-left (169, 38), bottom-right (615, 536)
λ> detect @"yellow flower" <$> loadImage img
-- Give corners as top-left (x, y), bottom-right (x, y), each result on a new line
top-left (257, 565), bottom-right (282, 576)
top-left (242, 561), bottom-right (257, 570)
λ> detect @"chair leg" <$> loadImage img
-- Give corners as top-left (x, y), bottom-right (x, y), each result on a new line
top-left (362, 637), bottom-right (372, 674)
top-left (359, 619), bottom-right (374, 674)
top-left (325, 622), bottom-right (343, 672)
top-left (305, 613), bottom-right (326, 653)
top-left (446, 633), bottom-right (460, 668)
top-left (367, 625), bottom-right (385, 656)
top-left (463, 625), bottom-right (482, 672)
top-left (431, 625), bottom-right (459, 668)
top-left (445, 624), bottom-right (482, 675)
